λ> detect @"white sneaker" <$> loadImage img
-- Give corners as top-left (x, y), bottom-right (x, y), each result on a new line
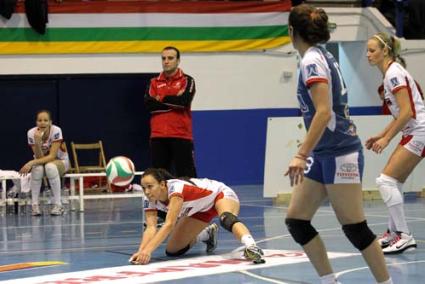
top-left (378, 229), bottom-right (393, 248)
top-left (50, 205), bottom-right (64, 216)
top-left (31, 204), bottom-right (42, 216)
top-left (244, 245), bottom-right (265, 264)
top-left (203, 223), bottom-right (219, 253)
top-left (382, 232), bottom-right (417, 254)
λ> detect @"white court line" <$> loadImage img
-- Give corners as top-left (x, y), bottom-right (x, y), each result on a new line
top-left (0, 244), bottom-right (141, 256)
top-left (238, 270), bottom-right (291, 284)
top-left (241, 200), bottom-right (425, 221)
top-left (335, 260), bottom-right (425, 279)
top-left (3, 220), bottom-right (145, 230)
top-left (1, 250), bottom-right (355, 284)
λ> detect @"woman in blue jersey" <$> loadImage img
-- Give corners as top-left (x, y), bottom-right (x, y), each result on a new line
top-left (284, 4), bottom-right (392, 284)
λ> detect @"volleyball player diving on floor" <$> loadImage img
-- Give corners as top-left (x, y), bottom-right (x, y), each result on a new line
top-left (130, 168), bottom-right (265, 265)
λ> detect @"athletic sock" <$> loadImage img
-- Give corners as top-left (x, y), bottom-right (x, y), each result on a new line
top-left (196, 227), bottom-right (210, 243)
top-left (388, 204), bottom-right (409, 234)
top-left (241, 234), bottom-right (256, 247)
top-left (378, 277), bottom-right (393, 284)
top-left (320, 273), bottom-right (337, 284)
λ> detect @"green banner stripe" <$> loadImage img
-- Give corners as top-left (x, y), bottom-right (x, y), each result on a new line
top-left (0, 26), bottom-right (288, 42)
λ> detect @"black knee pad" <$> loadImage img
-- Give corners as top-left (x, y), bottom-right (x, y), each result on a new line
top-left (342, 220), bottom-right (376, 251)
top-left (285, 218), bottom-right (318, 246)
top-left (219, 212), bottom-right (241, 232)
top-left (165, 244), bottom-right (190, 257)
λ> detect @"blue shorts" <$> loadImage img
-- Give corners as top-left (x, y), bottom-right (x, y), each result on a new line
top-left (304, 150), bottom-right (364, 185)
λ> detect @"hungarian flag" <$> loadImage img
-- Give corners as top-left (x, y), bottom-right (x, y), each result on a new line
top-left (0, 1), bottom-right (291, 55)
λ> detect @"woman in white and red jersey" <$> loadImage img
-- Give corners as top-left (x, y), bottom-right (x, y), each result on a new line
top-left (366, 32), bottom-right (424, 254)
top-left (19, 110), bottom-right (70, 216)
top-left (129, 168), bottom-right (264, 265)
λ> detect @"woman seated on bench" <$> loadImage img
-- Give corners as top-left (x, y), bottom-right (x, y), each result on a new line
top-left (19, 110), bottom-right (70, 216)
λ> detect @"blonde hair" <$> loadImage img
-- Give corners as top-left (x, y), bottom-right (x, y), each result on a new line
top-left (372, 32), bottom-right (406, 67)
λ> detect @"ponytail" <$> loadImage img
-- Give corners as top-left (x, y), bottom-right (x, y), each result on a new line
top-left (390, 35), bottom-right (406, 68)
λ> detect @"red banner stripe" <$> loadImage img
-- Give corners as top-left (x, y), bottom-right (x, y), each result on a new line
top-left (15, 1), bottom-right (291, 14)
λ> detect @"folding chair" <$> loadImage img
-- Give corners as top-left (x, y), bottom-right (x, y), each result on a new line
top-left (70, 141), bottom-right (108, 192)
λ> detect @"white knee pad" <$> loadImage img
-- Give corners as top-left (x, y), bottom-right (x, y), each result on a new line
top-left (376, 174), bottom-right (403, 207)
top-left (31, 165), bottom-right (44, 180)
top-left (45, 163), bottom-right (59, 179)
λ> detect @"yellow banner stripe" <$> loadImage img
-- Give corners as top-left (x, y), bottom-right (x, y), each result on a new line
top-left (0, 37), bottom-right (290, 54)
top-left (0, 261), bottom-right (66, 272)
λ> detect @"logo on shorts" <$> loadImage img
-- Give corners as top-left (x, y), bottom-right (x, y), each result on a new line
top-left (336, 163), bottom-right (359, 180)
top-left (306, 64), bottom-right (319, 77)
top-left (340, 163), bottom-right (358, 172)
top-left (180, 207), bottom-right (192, 217)
top-left (409, 140), bottom-right (424, 153)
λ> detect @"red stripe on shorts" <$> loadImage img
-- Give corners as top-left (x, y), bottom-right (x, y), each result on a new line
top-left (399, 135), bottom-right (413, 146)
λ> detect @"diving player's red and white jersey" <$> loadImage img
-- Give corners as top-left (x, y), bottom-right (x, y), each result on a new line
top-left (383, 62), bottom-right (425, 136)
top-left (144, 178), bottom-right (239, 219)
top-left (27, 125), bottom-right (69, 162)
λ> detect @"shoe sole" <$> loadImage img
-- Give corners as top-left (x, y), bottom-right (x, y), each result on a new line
top-left (206, 224), bottom-right (218, 253)
top-left (253, 258), bottom-right (266, 264)
top-left (383, 243), bottom-right (417, 255)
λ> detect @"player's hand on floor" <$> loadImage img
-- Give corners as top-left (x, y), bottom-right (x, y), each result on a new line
top-left (129, 250), bottom-right (151, 265)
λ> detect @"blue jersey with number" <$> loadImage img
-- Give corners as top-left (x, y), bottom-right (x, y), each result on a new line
top-left (297, 46), bottom-right (361, 157)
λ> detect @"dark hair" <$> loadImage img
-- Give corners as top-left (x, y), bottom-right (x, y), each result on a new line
top-left (372, 32), bottom-right (406, 68)
top-left (288, 4), bottom-right (330, 45)
top-left (36, 109), bottom-right (52, 121)
top-left (142, 168), bottom-right (176, 182)
top-left (162, 46), bottom-right (180, 59)
top-left (141, 168), bottom-right (196, 185)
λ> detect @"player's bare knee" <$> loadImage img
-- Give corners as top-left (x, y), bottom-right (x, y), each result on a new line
top-left (342, 220), bottom-right (376, 251)
top-left (219, 212), bottom-right (241, 232)
top-left (285, 218), bottom-right (318, 246)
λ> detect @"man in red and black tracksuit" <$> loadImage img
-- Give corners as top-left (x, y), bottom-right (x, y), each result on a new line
top-left (144, 46), bottom-right (197, 179)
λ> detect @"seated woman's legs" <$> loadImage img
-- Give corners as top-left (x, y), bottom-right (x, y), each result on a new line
top-left (30, 165), bottom-right (44, 215)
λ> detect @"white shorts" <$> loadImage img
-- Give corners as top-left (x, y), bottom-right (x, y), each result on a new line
top-left (400, 135), bottom-right (425, 157)
top-left (220, 185), bottom-right (240, 203)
